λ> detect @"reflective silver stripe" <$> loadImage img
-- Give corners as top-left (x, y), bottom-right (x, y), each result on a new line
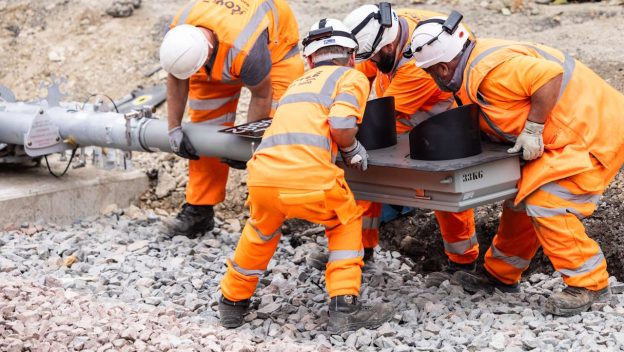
top-left (256, 133), bottom-right (331, 152)
top-left (223, 1), bottom-right (274, 81)
top-left (443, 232), bottom-right (478, 255)
top-left (480, 109), bottom-right (516, 143)
top-left (281, 45), bottom-right (300, 61)
top-left (362, 216), bottom-right (380, 230)
top-left (278, 93), bottom-right (334, 108)
top-left (321, 67), bottom-right (350, 96)
top-left (465, 45), bottom-right (509, 102)
top-left (176, 0), bottom-right (198, 24)
top-left (250, 222), bottom-right (281, 242)
top-left (558, 252), bottom-right (605, 277)
top-left (329, 116), bottom-right (357, 129)
top-left (189, 93), bottom-right (241, 110)
top-left (334, 93), bottom-right (360, 110)
top-left (194, 112), bottom-right (236, 125)
top-left (540, 182), bottom-right (602, 205)
top-left (228, 257), bottom-right (264, 277)
top-left (328, 249), bottom-right (364, 263)
top-left (271, 99), bottom-right (279, 111)
top-left (525, 204), bottom-right (585, 219)
top-left (490, 245), bottom-right (530, 270)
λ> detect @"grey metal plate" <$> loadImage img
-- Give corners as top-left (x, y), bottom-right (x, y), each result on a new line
top-left (368, 134), bottom-right (518, 171)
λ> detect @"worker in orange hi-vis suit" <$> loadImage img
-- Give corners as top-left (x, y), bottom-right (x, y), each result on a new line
top-left (218, 19), bottom-right (394, 334)
top-left (304, 3), bottom-right (476, 285)
top-left (158, 0), bottom-right (304, 238)
top-left (410, 12), bottom-right (624, 316)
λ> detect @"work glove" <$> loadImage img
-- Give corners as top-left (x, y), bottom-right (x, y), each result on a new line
top-left (340, 140), bottom-right (369, 171)
top-left (221, 158), bottom-right (247, 170)
top-left (168, 126), bottom-right (200, 160)
top-left (507, 121), bottom-right (544, 161)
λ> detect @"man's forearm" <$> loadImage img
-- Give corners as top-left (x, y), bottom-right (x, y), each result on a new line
top-left (330, 126), bottom-right (358, 149)
top-left (527, 73), bottom-right (562, 124)
top-left (167, 74), bottom-right (189, 130)
top-left (247, 94), bottom-right (272, 122)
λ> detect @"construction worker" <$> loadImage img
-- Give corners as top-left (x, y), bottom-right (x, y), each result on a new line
top-left (218, 18), bottom-right (394, 333)
top-left (410, 13), bottom-right (624, 316)
top-left (317, 3), bottom-right (476, 284)
top-left (159, 0), bottom-right (304, 237)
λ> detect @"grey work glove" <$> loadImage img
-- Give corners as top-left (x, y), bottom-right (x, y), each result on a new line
top-left (168, 126), bottom-right (200, 160)
top-left (340, 140), bottom-right (369, 171)
top-left (507, 120), bottom-right (544, 161)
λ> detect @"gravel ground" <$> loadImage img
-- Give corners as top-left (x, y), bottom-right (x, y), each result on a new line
top-left (3, 211), bottom-right (624, 351)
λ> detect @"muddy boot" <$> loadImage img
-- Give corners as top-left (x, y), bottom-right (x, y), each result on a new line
top-left (425, 260), bottom-right (476, 288)
top-left (327, 295), bottom-right (394, 334)
top-left (164, 203), bottom-right (215, 238)
top-left (452, 269), bottom-right (520, 294)
top-left (545, 286), bottom-right (611, 317)
top-left (218, 296), bottom-right (250, 328)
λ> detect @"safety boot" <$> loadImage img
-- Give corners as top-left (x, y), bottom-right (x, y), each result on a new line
top-left (307, 248), bottom-right (375, 271)
top-left (545, 286), bottom-right (611, 316)
top-left (164, 203), bottom-right (215, 238)
top-left (327, 295), bottom-right (394, 334)
top-left (218, 296), bottom-right (250, 328)
top-left (452, 269), bottom-right (520, 294)
top-left (425, 260), bottom-right (476, 288)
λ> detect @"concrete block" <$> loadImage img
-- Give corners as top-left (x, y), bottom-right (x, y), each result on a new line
top-left (0, 163), bottom-right (148, 226)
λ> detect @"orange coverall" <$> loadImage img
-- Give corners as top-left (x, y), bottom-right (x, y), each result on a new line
top-left (221, 65), bottom-right (371, 300)
top-left (170, 0), bottom-right (304, 207)
top-left (356, 9), bottom-right (478, 264)
top-left (457, 39), bottom-right (624, 290)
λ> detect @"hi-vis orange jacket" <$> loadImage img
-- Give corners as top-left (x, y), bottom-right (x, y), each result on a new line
top-left (357, 9), bottom-right (461, 132)
top-left (170, 0), bottom-right (299, 83)
top-left (247, 65), bottom-right (370, 190)
top-left (457, 38), bottom-right (624, 203)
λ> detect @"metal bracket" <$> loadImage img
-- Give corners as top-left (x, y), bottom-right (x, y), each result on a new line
top-left (24, 109), bottom-right (70, 157)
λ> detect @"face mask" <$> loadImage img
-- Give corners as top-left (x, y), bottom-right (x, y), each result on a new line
top-left (375, 50), bottom-right (396, 74)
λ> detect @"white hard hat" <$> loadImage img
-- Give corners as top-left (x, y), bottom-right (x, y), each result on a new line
top-left (159, 24), bottom-right (212, 80)
top-left (343, 3), bottom-right (399, 62)
top-left (410, 16), bottom-right (469, 69)
top-left (302, 18), bottom-right (359, 58)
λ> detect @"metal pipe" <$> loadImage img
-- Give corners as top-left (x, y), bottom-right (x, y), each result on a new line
top-left (0, 102), bottom-right (254, 161)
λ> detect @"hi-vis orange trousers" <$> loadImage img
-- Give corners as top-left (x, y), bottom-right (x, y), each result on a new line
top-left (358, 200), bottom-right (478, 264)
top-left (186, 55), bottom-right (304, 206)
top-left (221, 180), bottom-right (364, 301)
top-left (485, 157), bottom-right (613, 291)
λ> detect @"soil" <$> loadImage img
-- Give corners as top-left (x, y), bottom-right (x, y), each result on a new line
top-left (1, 0), bottom-right (624, 278)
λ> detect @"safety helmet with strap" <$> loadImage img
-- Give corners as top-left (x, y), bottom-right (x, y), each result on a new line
top-left (343, 2), bottom-right (399, 62)
top-left (302, 18), bottom-right (359, 58)
top-left (408, 11), bottom-right (469, 69)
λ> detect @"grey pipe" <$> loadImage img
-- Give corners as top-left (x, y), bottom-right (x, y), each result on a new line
top-left (0, 102), bottom-right (255, 161)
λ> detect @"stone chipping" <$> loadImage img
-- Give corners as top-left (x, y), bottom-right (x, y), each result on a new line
top-left (3, 212), bottom-right (624, 351)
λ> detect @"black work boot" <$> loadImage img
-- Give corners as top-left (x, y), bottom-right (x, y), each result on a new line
top-left (165, 203), bottom-right (215, 238)
top-left (306, 248), bottom-right (376, 271)
top-left (219, 296), bottom-right (250, 328)
top-left (545, 286), bottom-right (611, 316)
top-left (425, 260), bottom-right (476, 288)
top-left (327, 295), bottom-right (394, 334)
top-left (452, 269), bottom-right (520, 294)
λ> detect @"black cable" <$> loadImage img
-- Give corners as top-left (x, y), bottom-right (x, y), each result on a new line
top-left (44, 146), bottom-right (78, 178)
top-left (80, 93), bottom-right (119, 113)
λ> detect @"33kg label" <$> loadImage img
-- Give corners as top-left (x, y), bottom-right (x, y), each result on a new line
top-left (462, 170), bottom-right (484, 183)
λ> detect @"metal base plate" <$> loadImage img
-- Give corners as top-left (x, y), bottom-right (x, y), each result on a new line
top-left (344, 135), bottom-right (521, 212)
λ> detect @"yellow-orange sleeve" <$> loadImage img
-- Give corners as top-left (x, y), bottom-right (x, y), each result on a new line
top-left (382, 64), bottom-right (441, 115)
top-left (483, 56), bottom-right (564, 99)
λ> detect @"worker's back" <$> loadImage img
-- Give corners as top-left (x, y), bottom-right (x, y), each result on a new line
top-left (247, 65), bottom-right (369, 190)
